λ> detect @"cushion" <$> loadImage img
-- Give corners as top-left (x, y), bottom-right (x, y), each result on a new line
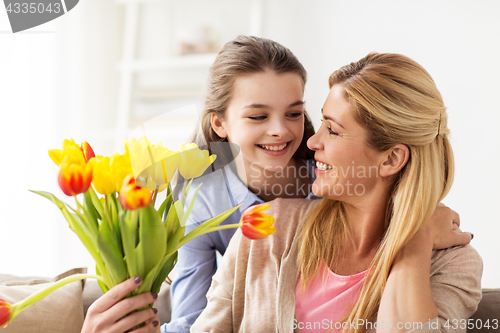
top-left (0, 268), bottom-right (86, 333)
top-left (468, 288), bottom-right (500, 332)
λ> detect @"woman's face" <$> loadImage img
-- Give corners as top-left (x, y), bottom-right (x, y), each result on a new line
top-left (307, 85), bottom-right (385, 201)
top-left (216, 71), bottom-right (305, 173)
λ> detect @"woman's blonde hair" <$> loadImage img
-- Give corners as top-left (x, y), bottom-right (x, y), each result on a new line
top-left (297, 53), bottom-right (454, 332)
top-left (192, 35), bottom-right (315, 166)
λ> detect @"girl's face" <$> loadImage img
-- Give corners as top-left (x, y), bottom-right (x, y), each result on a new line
top-left (307, 85), bottom-right (385, 201)
top-left (214, 71), bottom-right (305, 172)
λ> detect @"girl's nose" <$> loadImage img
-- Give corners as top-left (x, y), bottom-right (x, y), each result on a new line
top-left (268, 117), bottom-right (288, 138)
top-left (307, 131), bottom-right (323, 151)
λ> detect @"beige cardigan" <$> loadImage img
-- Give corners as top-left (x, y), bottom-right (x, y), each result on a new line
top-left (191, 199), bottom-right (483, 333)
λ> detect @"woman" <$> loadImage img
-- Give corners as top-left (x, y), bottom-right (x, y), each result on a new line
top-left (190, 53), bottom-right (482, 332)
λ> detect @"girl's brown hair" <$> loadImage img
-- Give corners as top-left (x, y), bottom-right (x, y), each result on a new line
top-left (193, 35), bottom-right (315, 165)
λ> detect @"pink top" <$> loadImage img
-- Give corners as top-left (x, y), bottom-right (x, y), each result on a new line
top-left (295, 262), bottom-right (368, 333)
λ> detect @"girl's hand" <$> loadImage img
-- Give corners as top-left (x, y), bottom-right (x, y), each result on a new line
top-left (419, 203), bottom-right (473, 250)
top-left (81, 277), bottom-right (160, 333)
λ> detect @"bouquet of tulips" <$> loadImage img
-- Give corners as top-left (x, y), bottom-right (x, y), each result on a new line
top-left (0, 138), bottom-right (276, 328)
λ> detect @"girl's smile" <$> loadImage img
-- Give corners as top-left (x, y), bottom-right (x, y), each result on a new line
top-left (212, 71), bottom-right (305, 173)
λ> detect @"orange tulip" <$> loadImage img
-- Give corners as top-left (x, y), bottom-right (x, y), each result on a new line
top-left (119, 174), bottom-right (152, 210)
top-left (58, 160), bottom-right (93, 196)
top-left (239, 203), bottom-right (276, 239)
top-left (80, 141), bottom-right (95, 162)
top-left (0, 299), bottom-right (13, 327)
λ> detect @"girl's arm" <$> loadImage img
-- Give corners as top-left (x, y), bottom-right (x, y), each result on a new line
top-left (190, 230), bottom-right (244, 333)
top-left (167, 228), bottom-right (219, 332)
top-left (377, 204), bottom-right (481, 332)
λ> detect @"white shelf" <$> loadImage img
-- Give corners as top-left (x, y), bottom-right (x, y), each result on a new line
top-left (117, 53), bottom-right (217, 72)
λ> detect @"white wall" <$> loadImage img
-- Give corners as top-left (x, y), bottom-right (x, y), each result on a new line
top-left (262, 0), bottom-right (500, 288)
top-left (1, 0), bottom-right (499, 288)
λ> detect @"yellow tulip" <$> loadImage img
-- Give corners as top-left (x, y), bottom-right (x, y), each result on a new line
top-left (125, 137), bottom-right (180, 190)
top-left (49, 139), bottom-right (94, 166)
top-left (178, 143), bottom-right (216, 179)
top-left (110, 152), bottom-right (133, 192)
top-left (89, 156), bottom-right (115, 195)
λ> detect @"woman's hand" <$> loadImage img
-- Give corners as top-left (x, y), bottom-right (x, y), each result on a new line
top-left (417, 203), bottom-right (473, 251)
top-left (81, 277), bottom-right (160, 333)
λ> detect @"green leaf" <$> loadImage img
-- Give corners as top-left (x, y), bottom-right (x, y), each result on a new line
top-left (83, 191), bottom-right (98, 223)
top-left (88, 186), bottom-right (104, 219)
top-left (181, 205), bottom-right (240, 246)
top-left (30, 190), bottom-right (111, 288)
top-left (137, 251), bottom-right (175, 295)
top-left (96, 265), bottom-right (109, 293)
top-left (164, 198), bottom-right (179, 245)
top-left (136, 205), bottom-right (166, 281)
top-left (178, 183), bottom-right (202, 227)
top-left (97, 216), bottom-right (128, 287)
top-left (151, 252), bottom-right (177, 294)
top-left (158, 192), bottom-right (173, 221)
top-left (30, 190), bottom-right (65, 209)
top-left (120, 210), bottom-right (139, 279)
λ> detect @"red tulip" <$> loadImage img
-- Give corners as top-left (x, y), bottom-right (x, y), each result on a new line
top-left (58, 160), bottom-right (93, 196)
top-left (240, 203), bottom-right (276, 239)
top-left (119, 174), bottom-right (152, 210)
top-left (0, 299), bottom-right (13, 327)
top-left (80, 141), bottom-right (95, 162)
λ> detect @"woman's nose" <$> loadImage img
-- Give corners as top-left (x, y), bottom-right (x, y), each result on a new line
top-left (307, 131), bottom-right (322, 151)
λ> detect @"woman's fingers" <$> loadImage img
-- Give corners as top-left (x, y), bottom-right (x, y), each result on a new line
top-left (115, 308), bottom-right (159, 333)
top-left (126, 317), bottom-right (160, 333)
top-left (452, 228), bottom-right (473, 246)
top-left (89, 277), bottom-right (143, 314)
top-left (106, 291), bottom-right (158, 324)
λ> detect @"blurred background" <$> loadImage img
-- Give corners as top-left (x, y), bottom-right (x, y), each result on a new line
top-left (1, 0), bottom-right (499, 287)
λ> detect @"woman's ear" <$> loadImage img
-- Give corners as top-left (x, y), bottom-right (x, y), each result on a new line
top-left (380, 144), bottom-right (409, 178)
top-left (211, 113), bottom-right (228, 139)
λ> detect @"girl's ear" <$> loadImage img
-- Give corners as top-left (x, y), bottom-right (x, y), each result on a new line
top-left (211, 113), bottom-right (228, 139)
top-left (380, 144), bottom-right (409, 178)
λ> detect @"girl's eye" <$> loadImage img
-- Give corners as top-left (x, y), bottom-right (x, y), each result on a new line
top-left (249, 116), bottom-right (267, 120)
top-left (287, 112), bottom-right (303, 118)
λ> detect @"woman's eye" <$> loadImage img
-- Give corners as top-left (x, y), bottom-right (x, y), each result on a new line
top-left (320, 119), bottom-right (338, 136)
top-left (249, 115), bottom-right (267, 120)
top-left (327, 126), bottom-right (339, 136)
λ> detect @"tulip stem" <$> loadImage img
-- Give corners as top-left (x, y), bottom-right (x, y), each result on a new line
top-left (104, 195), bottom-right (113, 229)
top-left (180, 180), bottom-right (187, 206)
top-left (9, 274), bottom-right (107, 326)
top-left (152, 186), bottom-right (159, 207)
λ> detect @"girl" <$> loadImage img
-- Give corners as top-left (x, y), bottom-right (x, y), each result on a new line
top-left (165, 35), bottom-right (318, 333)
top-left (81, 35), bottom-right (318, 333)
top-left (191, 53), bottom-right (482, 332)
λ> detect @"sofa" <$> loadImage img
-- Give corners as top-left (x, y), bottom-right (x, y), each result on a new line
top-left (1, 268), bottom-right (498, 333)
top-left (0, 268), bottom-right (171, 333)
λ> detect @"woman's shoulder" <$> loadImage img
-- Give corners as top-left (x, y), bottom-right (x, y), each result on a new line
top-left (266, 198), bottom-right (320, 237)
